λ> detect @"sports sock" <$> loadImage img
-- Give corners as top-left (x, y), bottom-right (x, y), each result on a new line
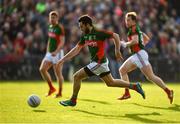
top-left (71, 95), bottom-right (77, 103)
top-left (129, 83), bottom-right (137, 91)
top-left (48, 81), bottom-right (54, 89)
top-left (58, 87), bottom-right (62, 94)
top-left (164, 88), bottom-right (170, 95)
top-left (125, 88), bottom-right (130, 95)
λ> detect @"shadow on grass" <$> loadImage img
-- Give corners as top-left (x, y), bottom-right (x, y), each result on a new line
top-left (132, 103), bottom-right (180, 112)
top-left (79, 98), bottom-right (111, 105)
top-left (124, 112), bottom-right (162, 123)
top-left (33, 110), bottom-right (46, 112)
top-left (73, 109), bottom-right (167, 123)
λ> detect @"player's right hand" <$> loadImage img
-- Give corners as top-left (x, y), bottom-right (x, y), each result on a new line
top-left (115, 51), bottom-right (123, 61)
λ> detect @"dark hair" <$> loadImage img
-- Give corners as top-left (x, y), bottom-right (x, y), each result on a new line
top-left (128, 14), bottom-right (137, 22)
top-left (78, 15), bottom-right (93, 26)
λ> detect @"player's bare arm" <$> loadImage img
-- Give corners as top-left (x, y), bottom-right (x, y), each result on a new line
top-left (121, 32), bottom-right (150, 48)
top-left (112, 33), bottom-right (123, 61)
top-left (57, 44), bottom-right (83, 65)
top-left (142, 32), bottom-right (150, 42)
top-left (126, 35), bottom-right (139, 47)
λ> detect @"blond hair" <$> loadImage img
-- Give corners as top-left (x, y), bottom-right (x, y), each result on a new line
top-left (125, 12), bottom-right (137, 18)
top-left (49, 11), bottom-right (59, 17)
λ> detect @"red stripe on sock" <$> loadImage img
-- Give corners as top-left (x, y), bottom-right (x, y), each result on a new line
top-left (71, 98), bottom-right (77, 103)
top-left (133, 84), bottom-right (137, 91)
top-left (125, 88), bottom-right (130, 95)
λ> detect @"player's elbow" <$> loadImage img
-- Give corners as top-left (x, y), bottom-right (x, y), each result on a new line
top-left (39, 66), bottom-right (46, 73)
top-left (143, 33), bottom-right (150, 41)
top-left (112, 33), bottom-right (119, 39)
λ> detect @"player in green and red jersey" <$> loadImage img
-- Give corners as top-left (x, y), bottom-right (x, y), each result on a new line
top-left (39, 11), bottom-right (65, 98)
top-left (56, 15), bottom-right (145, 107)
top-left (118, 12), bottom-right (174, 104)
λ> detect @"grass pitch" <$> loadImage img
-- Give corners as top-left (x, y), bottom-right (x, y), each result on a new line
top-left (0, 81), bottom-right (180, 123)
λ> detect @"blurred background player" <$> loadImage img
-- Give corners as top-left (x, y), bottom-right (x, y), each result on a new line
top-left (39, 11), bottom-right (65, 98)
top-left (56, 15), bottom-right (145, 107)
top-left (118, 12), bottom-right (174, 104)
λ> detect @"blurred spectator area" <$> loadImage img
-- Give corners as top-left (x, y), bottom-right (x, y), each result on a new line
top-left (0, 55), bottom-right (179, 81)
top-left (0, 0), bottom-right (180, 81)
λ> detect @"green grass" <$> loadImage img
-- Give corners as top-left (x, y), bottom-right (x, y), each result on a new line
top-left (0, 81), bottom-right (180, 123)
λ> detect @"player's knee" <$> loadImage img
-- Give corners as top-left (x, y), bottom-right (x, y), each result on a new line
top-left (73, 73), bottom-right (81, 81)
top-left (105, 80), bottom-right (114, 87)
top-left (119, 67), bottom-right (126, 75)
top-left (39, 66), bottom-right (48, 73)
top-left (145, 74), bottom-right (153, 81)
top-left (39, 67), bottom-right (45, 73)
top-left (55, 68), bottom-right (60, 75)
top-left (56, 74), bottom-right (63, 81)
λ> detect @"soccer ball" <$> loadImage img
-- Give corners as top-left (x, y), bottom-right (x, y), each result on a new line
top-left (27, 94), bottom-right (41, 108)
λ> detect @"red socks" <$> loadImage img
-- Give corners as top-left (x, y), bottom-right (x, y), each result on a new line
top-left (129, 83), bottom-right (137, 91)
top-left (125, 88), bottom-right (130, 95)
top-left (164, 88), bottom-right (170, 94)
top-left (71, 97), bottom-right (77, 103)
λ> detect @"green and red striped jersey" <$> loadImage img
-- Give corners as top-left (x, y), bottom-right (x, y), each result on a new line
top-left (48, 24), bottom-right (64, 52)
top-left (127, 24), bottom-right (144, 54)
top-left (78, 27), bottom-right (113, 64)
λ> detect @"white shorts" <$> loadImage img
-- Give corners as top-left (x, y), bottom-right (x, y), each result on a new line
top-left (85, 59), bottom-right (110, 77)
top-left (43, 50), bottom-right (64, 64)
top-left (128, 49), bottom-right (150, 68)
